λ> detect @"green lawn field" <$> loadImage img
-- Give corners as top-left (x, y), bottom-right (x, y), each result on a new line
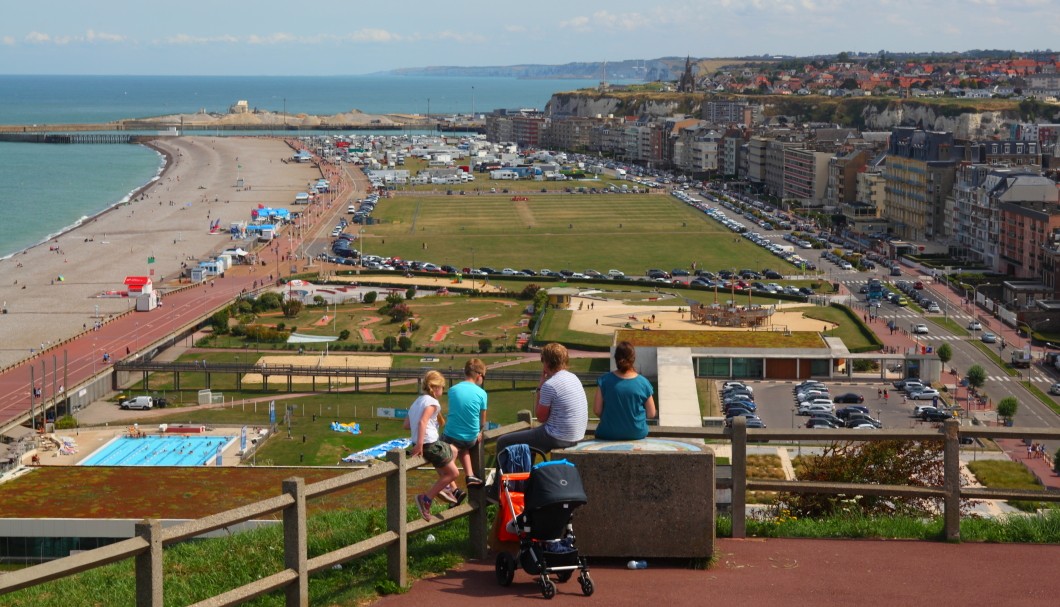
top-left (359, 192), bottom-right (797, 275)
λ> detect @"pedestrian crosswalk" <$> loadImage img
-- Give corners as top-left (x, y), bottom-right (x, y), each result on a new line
top-left (985, 374), bottom-right (1051, 384)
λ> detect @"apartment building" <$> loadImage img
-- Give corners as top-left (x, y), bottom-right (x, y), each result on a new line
top-left (825, 149), bottom-right (871, 207)
top-left (782, 147), bottom-right (831, 207)
top-left (673, 124), bottom-right (722, 174)
top-left (883, 128), bottom-right (958, 241)
top-left (996, 174), bottom-right (1060, 278)
top-left (745, 137), bottom-right (768, 189)
top-left (765, 138), bottom-right (804, 198)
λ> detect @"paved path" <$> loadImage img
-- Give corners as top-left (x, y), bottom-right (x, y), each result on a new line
top-left (373, 538), bottom-right (1060, 607)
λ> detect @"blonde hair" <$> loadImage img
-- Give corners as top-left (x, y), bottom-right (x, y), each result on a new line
top-left (541, 342), bottom-right (569, 371)
top-left (421, 370), bottom-right (445, 394)
top-left (420, 370), bottom-right (446, 428)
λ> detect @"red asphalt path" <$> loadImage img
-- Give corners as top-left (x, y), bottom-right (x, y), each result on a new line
top-left (375, 538), bottom-right (1060, 607)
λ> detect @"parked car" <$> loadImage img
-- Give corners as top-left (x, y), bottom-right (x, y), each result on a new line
top-left (809, 413), bottom-right (845, 427)
top-left (844, 414), bottom-right (882, 428)
top-left (920, 409), bottom-right (953, 422)
top-left (833, 392), bottom-right (865, 404)
top-left (836, 405), bottom-right (871, 419)
top-left (806, 418), bottom-right (838, 429)
top-left (909, 387), bottom-right (940, 400)
top-left (900, 382), bottom-right (925, 394)
top-left (797, 402), bottom-right (835, 416)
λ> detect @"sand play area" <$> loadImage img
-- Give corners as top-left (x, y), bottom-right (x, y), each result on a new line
top-left (241, 353), bottom-right (392, 385)
top-left (567, 292), bottom-right (836, 334)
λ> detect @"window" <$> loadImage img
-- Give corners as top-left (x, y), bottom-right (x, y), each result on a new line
top-left (696, 357), bottom-right (730, 377)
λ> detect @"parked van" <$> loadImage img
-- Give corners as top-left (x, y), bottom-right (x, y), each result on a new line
top-left (120, 396), bottom-right (154, 410)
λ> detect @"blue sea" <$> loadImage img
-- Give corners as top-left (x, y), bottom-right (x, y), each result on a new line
top-left (0, 75), bottom-right (591, 258)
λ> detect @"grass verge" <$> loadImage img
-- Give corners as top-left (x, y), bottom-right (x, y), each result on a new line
top-left (3, 506), bottom-right (472, 607)
top-left (736, 509), bottom-right (1060, 541)
top-left (966, 460), bottom-right (1059, 512)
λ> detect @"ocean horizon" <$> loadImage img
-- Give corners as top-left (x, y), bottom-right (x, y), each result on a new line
top-left (0, 74), bottom-right (594, 258)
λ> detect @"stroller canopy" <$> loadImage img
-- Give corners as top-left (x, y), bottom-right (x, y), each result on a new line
top-left (524, 460), bottom-right (587, 512)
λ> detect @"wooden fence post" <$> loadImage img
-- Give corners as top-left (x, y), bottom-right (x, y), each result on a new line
top-left (134, 519), bottom-right (163, 607)
top-left (282, 477), bottom-right (308, 607)
top-left (386, 449), bottom-right (408, 588)
top-left (943, 419), bottom-right (961, 541)
top-left (730, 416), bottom-right (747, 539)
top-left (469, 436), bottom-right (488, 560)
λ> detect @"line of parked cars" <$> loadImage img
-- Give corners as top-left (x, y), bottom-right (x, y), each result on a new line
top-left (892, 378), bottom-right (952, 421)
top-left (721, 382), bottom-right (765, 428)
top-left (792, 380), bottom-right (882, 429)
top-left (893, 280), bottom-right (941, 313)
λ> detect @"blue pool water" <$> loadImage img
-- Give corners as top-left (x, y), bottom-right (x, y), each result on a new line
top-left (80, 435), bottom-right (235, 466)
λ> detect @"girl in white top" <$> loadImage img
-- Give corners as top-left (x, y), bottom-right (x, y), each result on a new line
top-left (404, 370), bottom-right (462, 520)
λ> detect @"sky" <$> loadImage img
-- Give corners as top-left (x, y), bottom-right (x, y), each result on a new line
top-left (2, 0), bottom-right (1058, 76)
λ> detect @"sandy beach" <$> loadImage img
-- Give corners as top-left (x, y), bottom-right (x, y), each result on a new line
top-left (0, 136), bottom-right (322, 368)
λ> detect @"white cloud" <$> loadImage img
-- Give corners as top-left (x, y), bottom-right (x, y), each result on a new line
top-left (85, 30), bottom-right (125, 43)
top-left (347, 28), bottom-right (402, 43)
top-left (160, 34), bottom-right (239, 45)
top-left (23, 30), bottom-right (124, 45)
top-left (246, 33), bottom-right (298, 45)
top-left (559, 16), bottom-right (590, 30)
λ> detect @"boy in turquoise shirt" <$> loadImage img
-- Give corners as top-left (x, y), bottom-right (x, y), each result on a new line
top-left (443, 358), bottom-right (488, 487)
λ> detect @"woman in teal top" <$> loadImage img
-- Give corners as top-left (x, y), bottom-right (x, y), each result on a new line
top-left (593, 341), bottom-right (657, 440)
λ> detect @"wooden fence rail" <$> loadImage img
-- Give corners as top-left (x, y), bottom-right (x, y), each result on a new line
top-left (3, 417), bottom-right (1060, 605)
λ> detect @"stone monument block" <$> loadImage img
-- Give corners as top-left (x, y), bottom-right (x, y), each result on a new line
top-left (556, 438), bottom-right (714, 559)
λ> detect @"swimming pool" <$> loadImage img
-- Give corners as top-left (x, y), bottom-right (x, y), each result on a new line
top-left (80, 435), bottom-right (236, 466)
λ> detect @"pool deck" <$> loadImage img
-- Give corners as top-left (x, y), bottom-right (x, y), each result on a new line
top-left (23, 426), bottom-right (249, 468)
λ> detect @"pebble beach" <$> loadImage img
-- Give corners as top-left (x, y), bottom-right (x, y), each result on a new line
top-left (0, 136), bottom-right (321, 368)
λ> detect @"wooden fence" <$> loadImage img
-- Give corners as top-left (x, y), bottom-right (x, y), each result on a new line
top-left (2, 417), bottom-right (1060, 606)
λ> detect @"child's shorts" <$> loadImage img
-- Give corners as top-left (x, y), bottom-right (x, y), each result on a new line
top-left (422, 440), bottom-right (454, 467)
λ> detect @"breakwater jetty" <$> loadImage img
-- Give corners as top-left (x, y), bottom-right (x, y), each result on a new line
top-left (0, 133), bottom-right (149, 144)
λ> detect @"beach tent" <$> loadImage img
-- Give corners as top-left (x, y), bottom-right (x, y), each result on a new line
top-left (342, 438), bottom-right (412, 463)
top-left (124, 276), bottom-right (153, 295)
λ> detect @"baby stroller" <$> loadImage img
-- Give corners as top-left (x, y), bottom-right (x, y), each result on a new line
top-left (494, 452), bottom-right (593, 599)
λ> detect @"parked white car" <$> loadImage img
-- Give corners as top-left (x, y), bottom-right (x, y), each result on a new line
top-left (797, 402), bottom-right (835, 416)
top-left (909, 388), bottom-right (940, 400)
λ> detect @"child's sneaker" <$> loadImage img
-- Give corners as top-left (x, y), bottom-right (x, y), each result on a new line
top-left (437, 487), bottom-right (458, 505)
top-left (450, 488), bottom-right (467, 508)
top-left (415, 494), bottom-right (433, 521)
top-left (466, 475), bottom-right (485, 488)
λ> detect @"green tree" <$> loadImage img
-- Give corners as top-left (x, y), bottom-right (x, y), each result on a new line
top-left (281, 300), bottom-right (302, 318)
top-left (312, 295), bottom-right (326, 306)
top-left (387, 303), bottom-right (412, 323)
top-left (338, 329), bottom-right (351, 341)
top-left (936, 343), bottom-right (953, 372)
top-left (966, 364), bottom-right (987, 391)
top-left (398, 336), bottom-right (412, 352)
top-left (478, 338), bottom-right (493, 354)
top-left (996, 397), bottom-right (1018, 424)
top-left (383, 336), bottom-right (397, 352)
top-left (362, 291), bottom-right (378, 304)
top-left (405, 286), bottom-right (417, 300)
top-left (209, 309), bottom-right (230, 335)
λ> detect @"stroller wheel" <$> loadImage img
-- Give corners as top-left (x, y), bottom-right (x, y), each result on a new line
top-left (540, 577), bottom-right (556, 599)
top-left (579, 573), bottom-right (594, 596)
top-left (495, 552), bottom-right (516, 587)
top-left (556, 569), bottom-right (574, 583)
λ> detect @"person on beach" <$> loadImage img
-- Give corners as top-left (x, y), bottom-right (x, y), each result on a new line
top-left (495, 343), bottom-right (588, 457)
top-left (442, 359), bottom-right (489, 488)
top-left (593, 341), bottom-right (656, 441)
top-left (405, 370), bottom-right (464, 521)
